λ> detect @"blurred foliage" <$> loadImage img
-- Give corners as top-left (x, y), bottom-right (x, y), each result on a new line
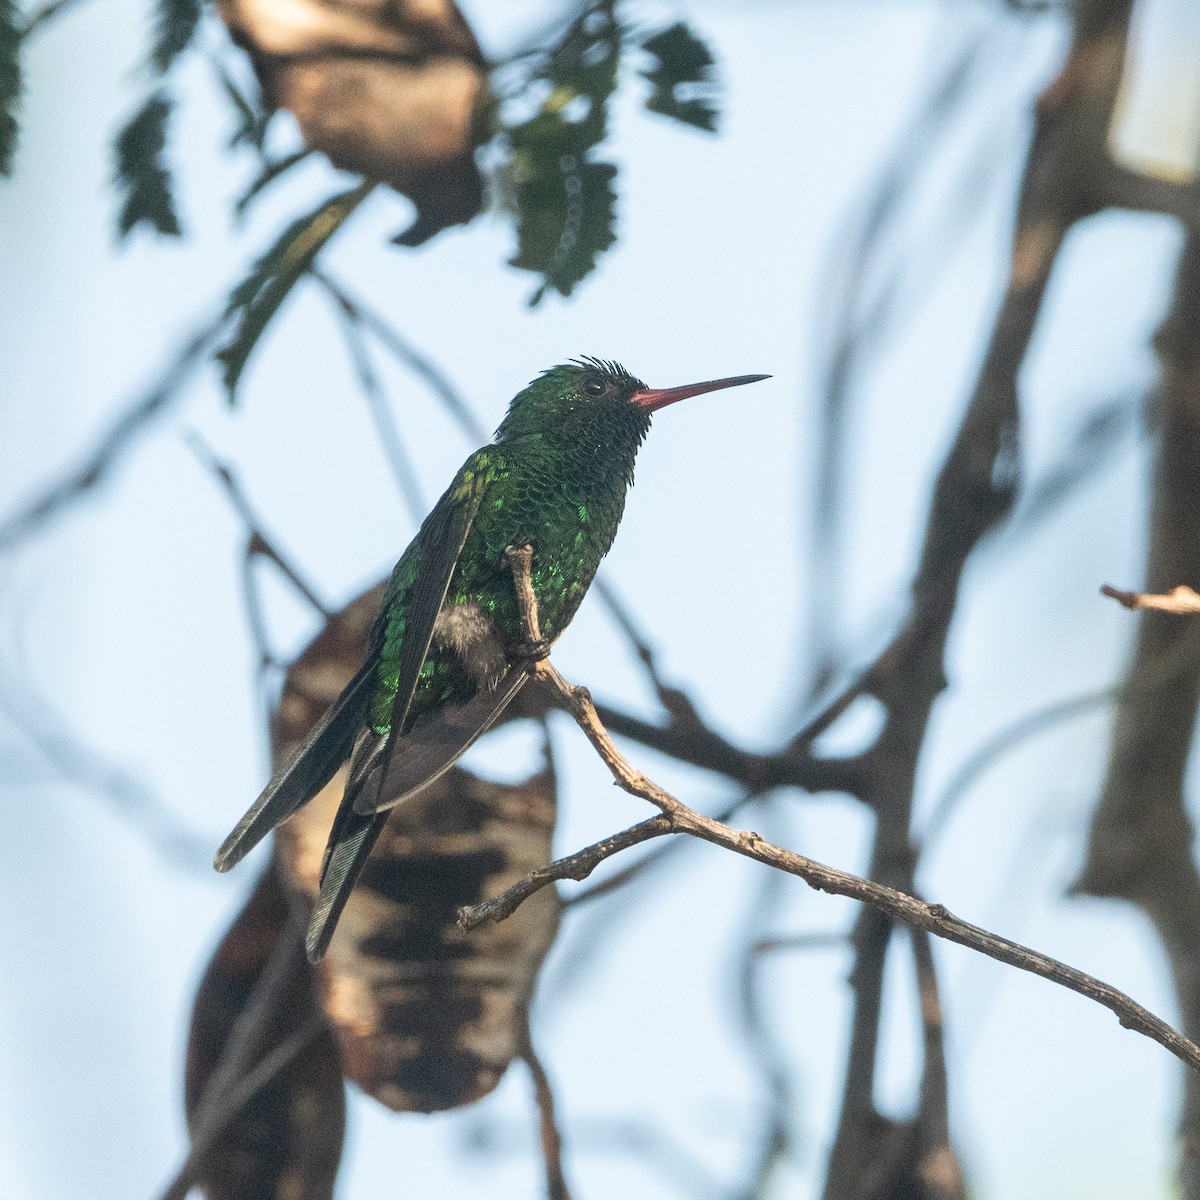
top-left (220, 66), bottom-right (270, 156)
top-left (0, 0), bottom-right (19, 176)
top-left (216, 181), bottom-right (375, 401)
top-left (6, 0), bottom-right (722, 392)
top-left (499, 5), bottom-right (721, 303)
top-left (501, 3), bottom-right (622, 304)
top-left (151, 0), bottom-right (202, 74)
top-left (640, 21), bottom-right (719, 133)
top-left (114, 92), bottom-right (182, 238)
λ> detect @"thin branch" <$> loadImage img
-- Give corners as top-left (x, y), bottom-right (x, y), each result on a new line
top-left (182, 432), bottom-right (330, 618)
top-left (595, 701), bottom-right (861, 796)
top-left (157, 920), bottom-right (319, 1200)
top-left (752, 931), bottom-right (849, 956)
top-left (461, 817), bottom-right (671, 928)
top-left (159, 1017), bottom-right (326, 1200)
top-left (0, 314), bottom-right (226, 554)
top-left (461, 549), bottom-right (1200, 1079)
top-left (921, 685), bottom-right (1117, 847)
top-left (518, 1014), bottom-right (573, 1200)
top-left (909, 926), bottom-right (967, 1200)
top-left (19, 0), bottom-right (90, 37)
top-left (1076, 226), bottom-right (1200, 1198)
top-left (1102, 583), bottom-right (1200, 614)
top-left (323, 281), bottom-right (428, 527)
top-left (311, 269), bottom-right (487, 443)
top-left (0, 660), bottom-right (212, 870)
top-left (563, 790), bottom-right (762, 909)
top-left (473, 676), bottom-right (1200, 1072)
top-left (731, 861), bottom-right (796, 1200)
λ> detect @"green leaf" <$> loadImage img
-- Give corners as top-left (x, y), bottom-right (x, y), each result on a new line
top-left (217, 180), bottom-right (375, 403)
top-left (639, 22), bottom-right (719, 133)
top-left (151, 0), bottom-right (202, 74)
top-left (0, 0), bottom-right (20, 175)
top-left (541, 3), bottom-right (620, 146)
top-left (233, 148), bottom-right (313, 221)
top-left (219, 65), bottom-right (268, 152)
top-left (114, 91), bottom-right (182, 239)
top-left (508, 150), bottom-right (617, 305)
top-left (500, 3), bottom-right (622, 303)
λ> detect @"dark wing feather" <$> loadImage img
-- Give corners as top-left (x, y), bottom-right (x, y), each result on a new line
top-left (213, 660), bottom-right (374, 872)
top-left (305, 803), bottom-right (388, 962)
top-left (351, 666), bottom-right (530, 815)
top-left (379, 477), bottom-right (486, 746)
top-left (304, 459), bottom-right (491, 960)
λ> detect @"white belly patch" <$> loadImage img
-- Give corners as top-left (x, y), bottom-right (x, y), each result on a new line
top-left (432, 603), bottom-right (507, 688)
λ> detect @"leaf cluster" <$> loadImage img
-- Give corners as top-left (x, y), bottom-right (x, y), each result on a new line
top-left (4, 0), bottom-right (725, 410)
top-left (114, 92), bottom-right (181, 238)
top-left (111, 0), bottom-right (204, 239)
top-left (496, 7), bottom-right (721, 304)
top-left (216, 182), bottom-right (375, 402)
top-left (0, 0), bottom-right (18, 176)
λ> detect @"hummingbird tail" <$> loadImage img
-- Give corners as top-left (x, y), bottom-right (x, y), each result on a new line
top-left (306, 805), bottom-right (388, 962)
top-left (213, 661), bottom-right (375, 872)
top-left (350, 667), bottom-right (531, 816)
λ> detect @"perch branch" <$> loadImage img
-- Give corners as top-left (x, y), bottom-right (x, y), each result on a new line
top-left (0, 315), bottom-right (225, 554)
top-left (458, 546), bottom-right (1200, 1079)
top-left (1101, 584), bottom-right (1200, 614)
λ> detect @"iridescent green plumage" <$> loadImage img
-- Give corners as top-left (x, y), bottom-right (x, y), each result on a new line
top-left (214, 358), bottom-right (767, 960)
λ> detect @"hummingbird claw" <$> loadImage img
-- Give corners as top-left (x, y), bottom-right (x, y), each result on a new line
top-left (513, 636), bottom-right (552, 663)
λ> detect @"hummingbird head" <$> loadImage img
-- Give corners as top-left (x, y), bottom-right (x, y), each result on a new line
top-left (496, 357), bottom-right (769, 446)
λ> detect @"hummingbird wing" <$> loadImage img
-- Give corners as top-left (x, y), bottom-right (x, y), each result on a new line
top-left (349, 665), bottom-right (530, 815)
top-left (306, 668), bottom-right (529, 960)
top-left (305, 455), bottom-right (498, 959)
top-left (212, 659), bottom-right (375, 873)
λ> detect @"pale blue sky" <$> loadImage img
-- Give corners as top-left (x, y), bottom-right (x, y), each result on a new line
top-left (0, 2), bottom-right (1190, 1198)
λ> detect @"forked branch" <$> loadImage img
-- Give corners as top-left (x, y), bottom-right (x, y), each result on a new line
top-left (457, 546), bottom-right (1200, 1077)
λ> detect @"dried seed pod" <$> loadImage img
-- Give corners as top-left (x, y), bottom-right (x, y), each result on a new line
top-left (272, 581), bottom-right (562, 1112)
top-left (218, 0), bottom-right (487, 242)
top-left (185, 867), bottom-right (346, 1200)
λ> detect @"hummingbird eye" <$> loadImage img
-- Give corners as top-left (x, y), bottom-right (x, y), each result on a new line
top-left (583, 377), bottom-right (607, 398)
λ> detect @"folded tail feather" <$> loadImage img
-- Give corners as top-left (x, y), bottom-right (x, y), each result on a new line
top-left (351, 667), bottom-right (530, 816)
top-left (213, 661), bottom-right (374, 872)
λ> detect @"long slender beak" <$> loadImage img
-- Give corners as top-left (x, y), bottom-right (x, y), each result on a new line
top-left (630, 373), bottom-right (771, 413)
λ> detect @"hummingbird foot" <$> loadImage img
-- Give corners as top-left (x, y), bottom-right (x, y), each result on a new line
top-left (511, 636), bottom-right (553, 663)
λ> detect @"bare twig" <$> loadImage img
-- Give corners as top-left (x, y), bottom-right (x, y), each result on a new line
top-left (460, 817), bottom-right (671, 928)
top-left (19, 0), bottom-right (90, 37)
top-left (818, 6), bottom-right (1135, 1192)
top-left (311, 270), bottom-right (486, 443)
top-left (322, 281), bottom-right (428, 527)
top-left (157, 920), bottom-right (321, 1200)
top-left (470, 679), bottom-right (1200, 1072)
top-left (0, 660), bottom-right (212, 870)
top-left (161, 1018), bottom-right (325, 1200)
top-left (183, 433), bottom-right (330, 619)
top-left (1075, 228), bottom-right (1200, 1195)
top-left (518, 1015), bottom-right (573, 1200)
top-left (732, 861), bottom-right (796, 1200)
top-left (752, 931), bottom-right (849, 956)
top-left (909, 927), bottom-right (968, 1200)
top-left (596, 702), bottom-right (861, 796)
top-left (0, 315), bottom-right (226, 554)
top-left (460, 548), bottom-right (1200, 1077)
top-left (1101, 584), bottom-right (1200, 614)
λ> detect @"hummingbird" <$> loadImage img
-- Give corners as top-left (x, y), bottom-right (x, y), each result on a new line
top-left (214, 358), bottom-right (768, 961)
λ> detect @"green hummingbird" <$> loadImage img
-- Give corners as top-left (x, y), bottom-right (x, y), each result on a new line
top-left (214, 358), bottom-right (768, 960)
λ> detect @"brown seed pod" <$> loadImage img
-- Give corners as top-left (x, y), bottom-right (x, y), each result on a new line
top-left (192, 579), bottom-right (561, 1133)
top-left (218, 0), bottom-right (488, 243)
